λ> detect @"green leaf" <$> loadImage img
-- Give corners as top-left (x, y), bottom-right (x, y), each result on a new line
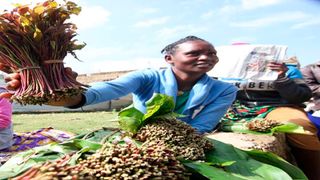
top-left (118, 106), bottom-right (144, 134)
top-left (81, 128), bottom-right (121, 143)
top-left (48, 1), bottom-right (58, 8)
top-left (33, 27), bottom-right (42, 41)
top-left (61, 139), bottom-right (102, 151)
top-left (72, 42), bottom-right (86, 50)
top-left (154, 112), bottom-right (185, 120)
top-left (50, 41), bottom-right (56, 49)
top-left (143, 93), bottom-right (175, 120)
top-left (221, 121), bottom-right (310, 136)
top-left (117, 94), bottom-right (176, 133)
top-left (244, 149), bottom-right (307, 180)
top-left (0, 139), bottom-right (101, 179)
top-left (66, 1), bottom-right (82, 15)
top-left (0, 143), bottom-right (75, 179)
top-left (205, 139), bottom-right (293, 180)
top-left (182, 160), bottom-right (248, 180)
top-left (221, 122), bottom-right (265, 134)
top-left (205, 161), bottom-right (236, 167)
top-left (118, 116), bottom-right (141, 134)
top-left (68, 146), bottom-right (92, 165)
top-left (19, 16), bottom-right (31, 26)
top-left (271, 123), bottom-right (310, 135)
top-left (33, 5), bottom-right (45, 15)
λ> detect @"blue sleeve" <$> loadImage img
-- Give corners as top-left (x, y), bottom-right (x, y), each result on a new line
top-left (189, 85), bottom-right (237, 134)
top-left (286, 66), bottom-right (303, 79)
top-left (84, 70), bottom-right (154, 105)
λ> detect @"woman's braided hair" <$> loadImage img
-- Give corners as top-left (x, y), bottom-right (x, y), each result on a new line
top-left (161, 35), bottom-right (210, 55)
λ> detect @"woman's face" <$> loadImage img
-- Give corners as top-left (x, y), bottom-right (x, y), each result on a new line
top-left (165, 40), bottom-right (219, 76)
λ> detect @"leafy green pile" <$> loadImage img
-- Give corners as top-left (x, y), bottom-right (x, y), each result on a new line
top-left (220, 119), bottom-right (309, 135)
top-left (0, 94), bottom-right (308, 180)
top-left (118, 93), bottom-right (178, 134)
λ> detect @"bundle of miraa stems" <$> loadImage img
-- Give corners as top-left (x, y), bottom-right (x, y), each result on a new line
top-left (0, 0), bottom-right (87, 105)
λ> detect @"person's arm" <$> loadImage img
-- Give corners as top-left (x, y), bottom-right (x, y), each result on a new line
top-left (0, 98), bottom-right (12, 129)
top-left (274, 77), bottom-right (312, 103)
top-left (188, 85), bottom-right (237, 134)
top-left (272, 64), bottom-right (312, 103)
top-left (267, 62), bottom-right (312, 104)
top-left (1, 65), bottom-right (155, 108)
top-left (0, 61), bottom-right (153, 107)
top-left (81, 70), bottom-right (155, 106)
top-left (301, 65), bottom-right (320, 98)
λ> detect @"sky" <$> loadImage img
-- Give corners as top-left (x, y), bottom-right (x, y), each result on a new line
top-left (1, 0), bottom-right (320, 74)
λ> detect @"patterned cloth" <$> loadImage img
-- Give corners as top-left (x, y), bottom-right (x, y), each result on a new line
top-left (0, 127), bottom-right (74, 165)
top-left (221, 101), bottom-right (275, 122)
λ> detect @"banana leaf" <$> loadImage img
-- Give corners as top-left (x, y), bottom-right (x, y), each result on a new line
top-left (60, 139), bottom-right (102, 151)
top-left (73, 127), bottom-right (122, 143)
top-left (202, 139), bottom-right (297, 180)
top-left (221, 121), bottom-right (309, 135)
top-left (118, 106), bottom-right (144, 134)
top-left (118, 93), bottom-right (176, 134)
top-left (0, 139), bottom-right (101, 180)
top-left (144, 93), bottom-right (175, 120)
top-left (243, 149), bottom-right (307, 179)
top-left (0, 143), bottom-right (70, 180)
top-left (68, 146), bottom-right (92, 165)
top-left (182, 160), bottom-right (249, 180)
top-left (270, 123), bottom-right (309, 135)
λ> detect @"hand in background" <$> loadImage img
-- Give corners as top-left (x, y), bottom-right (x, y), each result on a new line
top-left (0, 63), bottom-right (18, 99)
top-left (267, 61), bottom-right (288, 79)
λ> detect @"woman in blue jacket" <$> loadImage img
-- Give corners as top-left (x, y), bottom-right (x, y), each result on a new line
top-left (0, 36), bottom-right (238, 134)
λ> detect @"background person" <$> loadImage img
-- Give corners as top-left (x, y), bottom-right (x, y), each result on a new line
top-left (301, 61), bottom-right (320, 113)
top-left (223, 61), bottom-right (319, 180)
top-left (0, 87), bottom-right (13, 150)
top-left (0, 35), bottom-right (238, 134)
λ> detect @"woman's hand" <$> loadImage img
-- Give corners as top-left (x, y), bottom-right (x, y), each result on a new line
top-left (267, 61), bottom-right (288, 78)
top-left (0, 63), bottom-right (82, 106)
top-left (48, 67), bottom-right (83, 106)
top-left (65, 67), bottom-right (78, 79)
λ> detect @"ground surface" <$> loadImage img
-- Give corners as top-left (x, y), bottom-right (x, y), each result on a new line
top-left (13, 111), bottom-right (118, 134)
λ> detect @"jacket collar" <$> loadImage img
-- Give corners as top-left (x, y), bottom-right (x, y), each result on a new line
top-left (164, 68), bottom-right (212, 110)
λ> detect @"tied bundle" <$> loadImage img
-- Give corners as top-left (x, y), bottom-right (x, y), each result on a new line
top-left (0, 0), bottom-right (86, 105)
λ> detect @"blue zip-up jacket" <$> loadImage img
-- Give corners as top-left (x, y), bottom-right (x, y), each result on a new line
top-left (84, 68), bottom-right (238, 134)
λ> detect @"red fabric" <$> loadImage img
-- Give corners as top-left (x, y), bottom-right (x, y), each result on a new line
top-left (256, 107), bottom-right (268, 114)
top-left (0, 98), bottom-right (12, 129)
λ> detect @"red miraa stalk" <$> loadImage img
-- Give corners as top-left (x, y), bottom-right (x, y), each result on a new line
top-left (0, 0), bottom-right (86, 105)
